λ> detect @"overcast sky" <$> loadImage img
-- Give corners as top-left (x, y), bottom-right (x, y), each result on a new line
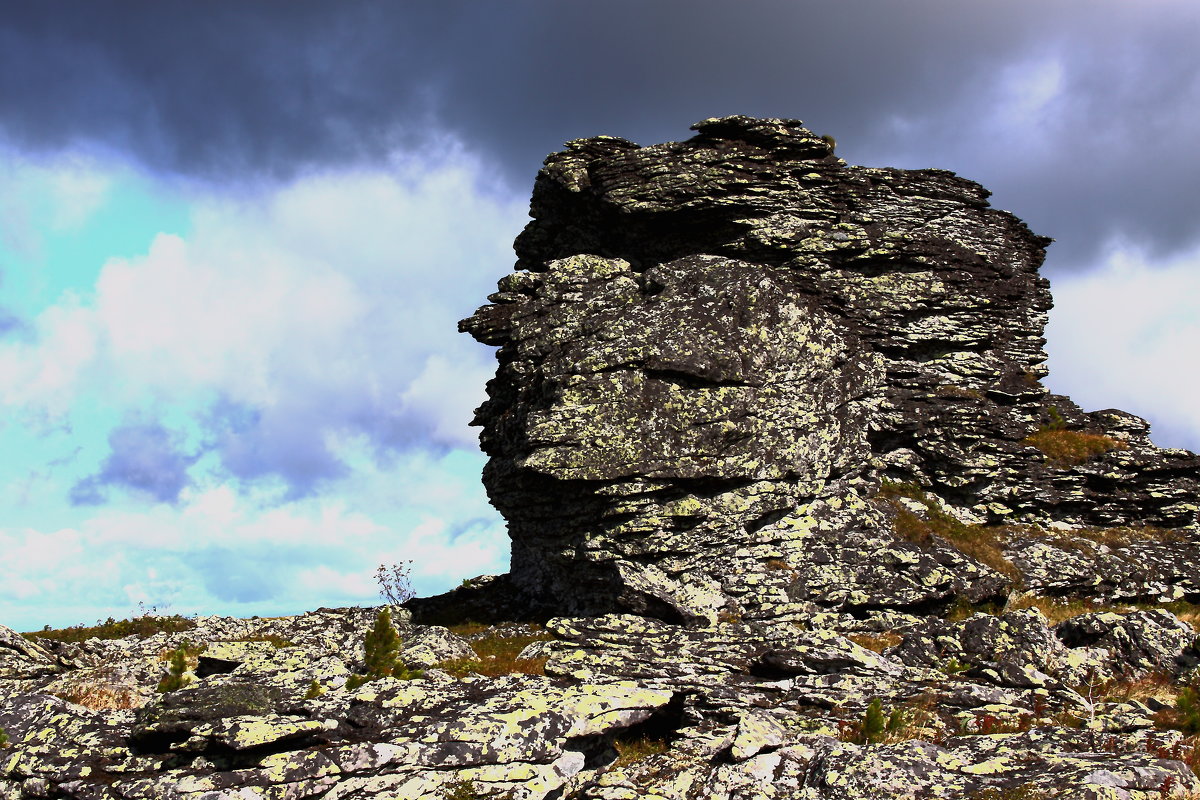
top-left (1, 1), bottom-right (1197, 630)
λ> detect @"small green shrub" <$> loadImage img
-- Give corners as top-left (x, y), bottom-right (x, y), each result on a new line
top-left (24, 614), bottom-right (196, 643)
top-left (364, 608), bottom-right (402, 676)
top-left (303, 679), bottom-right (324, 700)
top-left (156, 641), bottom-right (201, 693)
top-left (1177, 687), bottom-right (1200, 735)
top-left (392, 665), bottom-right (425, 681)
top-left (0, 727), bottom-right (8, 748)
top-left (862, 698), bottom-right (887, 742)
top-left (344, 608), bottom-right (424, 690)
top-left (941, 657), bottom-right (972, 676)
top-left (841, 698), bottom-right (908, 744)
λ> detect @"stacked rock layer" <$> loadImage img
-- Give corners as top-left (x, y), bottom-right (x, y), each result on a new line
top-left (461, 115), bottom-right (1200, 624)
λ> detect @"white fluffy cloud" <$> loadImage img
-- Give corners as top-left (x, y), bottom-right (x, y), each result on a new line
top-left (0, 145), bottom-right (525, 493)
top-left (0, 453), bottom-right (509, 631)
top-left (1045, 240), bottom-right (1200, 450)
top-left (0, 143), bottom-right (522, 628)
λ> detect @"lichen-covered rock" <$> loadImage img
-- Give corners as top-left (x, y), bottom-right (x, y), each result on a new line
top-left (0, 627), bottom-right (58, 685)
top-left (462, 114), bottom-right (1200, 622)
top-left (399, 624), bottom-right (475, 669)
top-left (1054, 610), bottom-right (1199, 678)
top-left (1009, 527), bottom-right (1200, 604)
top-left (4, 606), bottom-right (1200, 798)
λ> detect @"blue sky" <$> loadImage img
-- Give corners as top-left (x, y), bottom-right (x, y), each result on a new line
top-left (1, 1), bottom-right (1198, 631)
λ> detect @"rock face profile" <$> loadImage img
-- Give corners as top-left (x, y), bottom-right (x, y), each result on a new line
top-left (3, 117), bottom-right (1200, 800)
top-left (461, 115), bottom-right (1199, 624)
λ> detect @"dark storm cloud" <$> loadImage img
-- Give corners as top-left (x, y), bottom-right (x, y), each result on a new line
top-left (3, 1), bottom-right (1197, 267)
top-left (70, 423), bottom-right (197, 505)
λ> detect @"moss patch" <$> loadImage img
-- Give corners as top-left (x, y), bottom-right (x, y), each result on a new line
top-left (1023, 428), bottom-right (1124, 466)
top-left (880, 481), bottom-right (1020, 583)
top-left (613, 733), bottom-right (669, 767)
top-left (437, 628), bottom-right (553, 678)
top-left (847, 632), bottom-right (903, 652)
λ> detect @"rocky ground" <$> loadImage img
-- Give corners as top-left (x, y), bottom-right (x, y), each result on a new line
top-left (1, 587), bottom-right (1200, 799)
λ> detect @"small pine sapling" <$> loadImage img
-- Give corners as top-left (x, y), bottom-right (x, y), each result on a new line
top-left (345, 607), bottom-right (424, 690)
top-left (364, 607), bottom-right (402, 676)
top-left (157, 642), bottom-right (194, 693)
top-left (1176, 686), bottom-right (1200, 734)
top-left (861, 698), bottom-right (887, 743)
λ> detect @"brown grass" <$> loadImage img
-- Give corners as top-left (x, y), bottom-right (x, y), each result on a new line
top-left (1043, 524), bottom-right (1190, 551)
top-left (934, 384), bottom-right (984, 400)
top-left (1088, 671), bottom-right (1177, 705)
top-left (437, 629), bottom-right (552, 678)
top-left (1023, 429), bottom-right (1125, 466)
top-left (1001, 594), bottom-right (1200, 634)
top-left (1005, 594), bottom-right (1111, 624)
top-left (612, 735), bottom-right (669, 767)
top-left (880, 482), bottom-right (1021, 583)
top-left (52, 682), bottom-right (141, 711)
top-left (848, 632), bottom-right (903, 652)
top-left (1160, 601), bottom-right (1200, 632)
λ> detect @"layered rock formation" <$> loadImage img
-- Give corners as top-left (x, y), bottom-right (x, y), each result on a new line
top-left (3, 116), bottom-right (1200, 800)
top-left (460, 115), bottom-right (1200, 625)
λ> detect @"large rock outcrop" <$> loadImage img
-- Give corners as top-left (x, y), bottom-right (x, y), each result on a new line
top-left (460, 115), bottom-right (1200, 625)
